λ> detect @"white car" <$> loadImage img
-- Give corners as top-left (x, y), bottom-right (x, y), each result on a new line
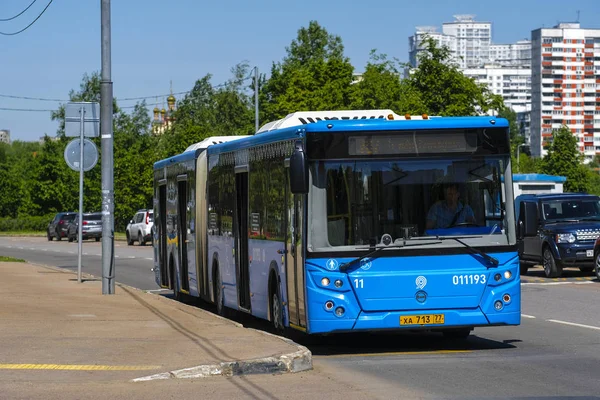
top-left (126, 209), bottom-right (154, 246)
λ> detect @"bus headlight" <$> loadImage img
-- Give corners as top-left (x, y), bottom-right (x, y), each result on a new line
top-left (321, 277), bottom-right (330, 286)
top-left (504, 271), bottom-right (512, 280)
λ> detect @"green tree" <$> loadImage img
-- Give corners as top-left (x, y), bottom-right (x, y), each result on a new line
top-left (543, 126), bottom-right (590, 192)
top-left (350, 51), bottom-right (425, 114)
top-left (404, 37), bottom-right (503, 116)
top-left (261, 21), bottom-right (354, 122)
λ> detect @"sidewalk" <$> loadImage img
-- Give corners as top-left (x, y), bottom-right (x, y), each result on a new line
top-left (0, 261), bottom-right (311, 383)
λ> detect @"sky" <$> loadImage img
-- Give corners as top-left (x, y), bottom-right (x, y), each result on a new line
top-left (1, 0), bottom-right (599, 142)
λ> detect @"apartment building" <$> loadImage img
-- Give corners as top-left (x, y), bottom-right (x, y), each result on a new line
top-left (409, 15), bottom-right (531, 69)
top-left (530, 23), bottom-right (600, 160)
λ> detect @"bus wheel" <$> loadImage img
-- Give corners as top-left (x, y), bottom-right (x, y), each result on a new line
top-left (442, 328), bottom-right (471, 339)
top-left (214, 268), bottom-right (227, 317)
top-left (271, 289), bottom-right (283, 331)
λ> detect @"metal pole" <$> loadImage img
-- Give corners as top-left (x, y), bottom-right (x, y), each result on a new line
top-left (101, 0), bottom-right (114, 294)
top-left (254, 66), bottom-right (259, 133)
top-left (78, 107), bottom-right (85, 283)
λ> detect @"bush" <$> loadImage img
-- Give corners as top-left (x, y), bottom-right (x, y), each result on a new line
top-left (0, 215), bottom-right (53, 232)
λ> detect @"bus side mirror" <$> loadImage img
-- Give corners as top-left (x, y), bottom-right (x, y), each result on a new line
top-left (290, 140), bottom-right (309, 194)
top-left (520, 202), bottom-right (538, 237)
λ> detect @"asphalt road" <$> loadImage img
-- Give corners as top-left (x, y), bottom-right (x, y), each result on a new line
top-left (0, 236), bottom-right (158, 291)
top-left (2, 236), bottom-right (599, 399)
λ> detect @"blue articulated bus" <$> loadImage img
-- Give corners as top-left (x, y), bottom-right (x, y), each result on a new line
top-left (153, 110), bottom-right (520, 338)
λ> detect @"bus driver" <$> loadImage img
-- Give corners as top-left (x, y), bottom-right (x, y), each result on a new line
top-left (426, 183), bottom-right (476, 230)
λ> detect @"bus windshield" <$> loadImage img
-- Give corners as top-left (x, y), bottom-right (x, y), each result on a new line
top-left (307, 155), bottom-right (514, 252)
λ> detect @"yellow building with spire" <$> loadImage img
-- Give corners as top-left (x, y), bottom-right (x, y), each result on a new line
top-left (152, 92), bottom-right (177, 135)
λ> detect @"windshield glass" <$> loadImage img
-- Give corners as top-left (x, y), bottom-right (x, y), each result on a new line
top-left (307, 156), bottom-right (514, 252)
top-left (542, 199), bottom-right (600, 221)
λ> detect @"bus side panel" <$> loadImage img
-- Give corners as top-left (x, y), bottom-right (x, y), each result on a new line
top-left (248, 239), bottom-right (286, 320)
top-left (207, 236), bottom-right (237, 308)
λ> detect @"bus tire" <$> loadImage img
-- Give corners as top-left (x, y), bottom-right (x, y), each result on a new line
top-left (270, 272), bottom-right (283, 331)
top-left (213, 267), bottom-right (228, 317)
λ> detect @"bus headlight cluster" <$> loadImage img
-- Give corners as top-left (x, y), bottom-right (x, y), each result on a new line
top-left (494, 270), bottom-right (514, 283)
top-left (320, 277), bottom-right (344, 288)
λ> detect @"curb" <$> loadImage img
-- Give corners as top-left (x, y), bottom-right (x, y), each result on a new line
top-left (131, 346), bottom-right (312, 381)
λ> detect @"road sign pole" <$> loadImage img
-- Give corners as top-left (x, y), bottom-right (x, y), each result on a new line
top-left (78, 107), bottom-right (85, 283)
top-left (101, 0), bottom-right (115, 294)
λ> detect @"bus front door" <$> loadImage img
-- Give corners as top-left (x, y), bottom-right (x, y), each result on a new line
top-left (158, 183), bottom-right (169, 288)
top-left (235, 170), bottom-right (251, 311)
top-left (285, 172), bottom-right (307, 330)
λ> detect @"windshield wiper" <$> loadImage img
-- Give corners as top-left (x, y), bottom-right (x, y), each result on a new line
top-left (548, 219), bottom-right (580, 223)
top-left (339, 240), bottom-right (441, 272)
top-left (434, 236), bottom-right (499, 267)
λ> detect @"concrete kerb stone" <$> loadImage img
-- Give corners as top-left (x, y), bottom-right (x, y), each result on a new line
top-left (20, 261), bottom-right (313, 381)
top-left (131, 346), bottom-right (312, 382)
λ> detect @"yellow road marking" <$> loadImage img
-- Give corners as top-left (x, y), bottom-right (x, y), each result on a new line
top-left (0, 364), bottom-right (160, 371)
top-left (315, 350), bottom-right (471, 358)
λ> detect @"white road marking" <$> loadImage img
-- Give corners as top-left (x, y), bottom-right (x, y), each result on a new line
top-left (547, 319), bottom-right (600, 331)
top-left (521, 314), bottom-right (536, 319)
top-left (145, 258), bottom-right (153, 261)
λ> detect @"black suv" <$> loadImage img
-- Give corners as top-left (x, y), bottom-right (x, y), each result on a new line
top-left (516, 193), bottom-right (600, 277)
top-left (47, 212), bottom-right (77, 241)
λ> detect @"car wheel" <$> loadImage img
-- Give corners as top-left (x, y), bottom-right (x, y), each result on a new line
top-left (138, 231), bottom-right (145, 246)
top-left (55, 230), bottom-right (61, 241)
top-left (543, 247), bottom-right (562, 278)
top-left (47, 231), bottom-right (53, 241)
top-left (595, 252), bottom-right (600, 281)
top-left (68, 235), bottom-right (73, 243)
top-left (126, 231), bottom-right (133, 246)
top-left (95, 237), bottom-right (100, 242)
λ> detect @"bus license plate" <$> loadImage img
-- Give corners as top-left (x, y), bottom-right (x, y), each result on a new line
top-left (400, 314), bottom-right (444, 326)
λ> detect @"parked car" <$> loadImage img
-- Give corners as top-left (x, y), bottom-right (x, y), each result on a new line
top-left (126, 209), bottom-right (154, 246)
top-left (516, 193), bottom-right (600, 278)
top-left (47, 212), bottom-right (77, 241)
top-left (67, 212), bottom-right (103, 242)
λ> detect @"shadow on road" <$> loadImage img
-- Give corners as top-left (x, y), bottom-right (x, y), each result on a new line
top-left (155, 291), bottom-right (519, 357)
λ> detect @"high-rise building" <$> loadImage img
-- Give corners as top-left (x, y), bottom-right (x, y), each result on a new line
top-left (530, 23), bottom-right (600, 161)
top-left (463, 65), bottom-right (532, 139)
top-left (0, 129), bottom-right (10, 144)
top-left (409, 15), bottom-right (531, 70)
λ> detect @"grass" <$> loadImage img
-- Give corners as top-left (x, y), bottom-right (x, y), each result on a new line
top-left (0, 256), bottom-right (25, 262)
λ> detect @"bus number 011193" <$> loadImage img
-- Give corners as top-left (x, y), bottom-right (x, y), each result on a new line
top-left (452, 274), bottom-right (486, 285)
